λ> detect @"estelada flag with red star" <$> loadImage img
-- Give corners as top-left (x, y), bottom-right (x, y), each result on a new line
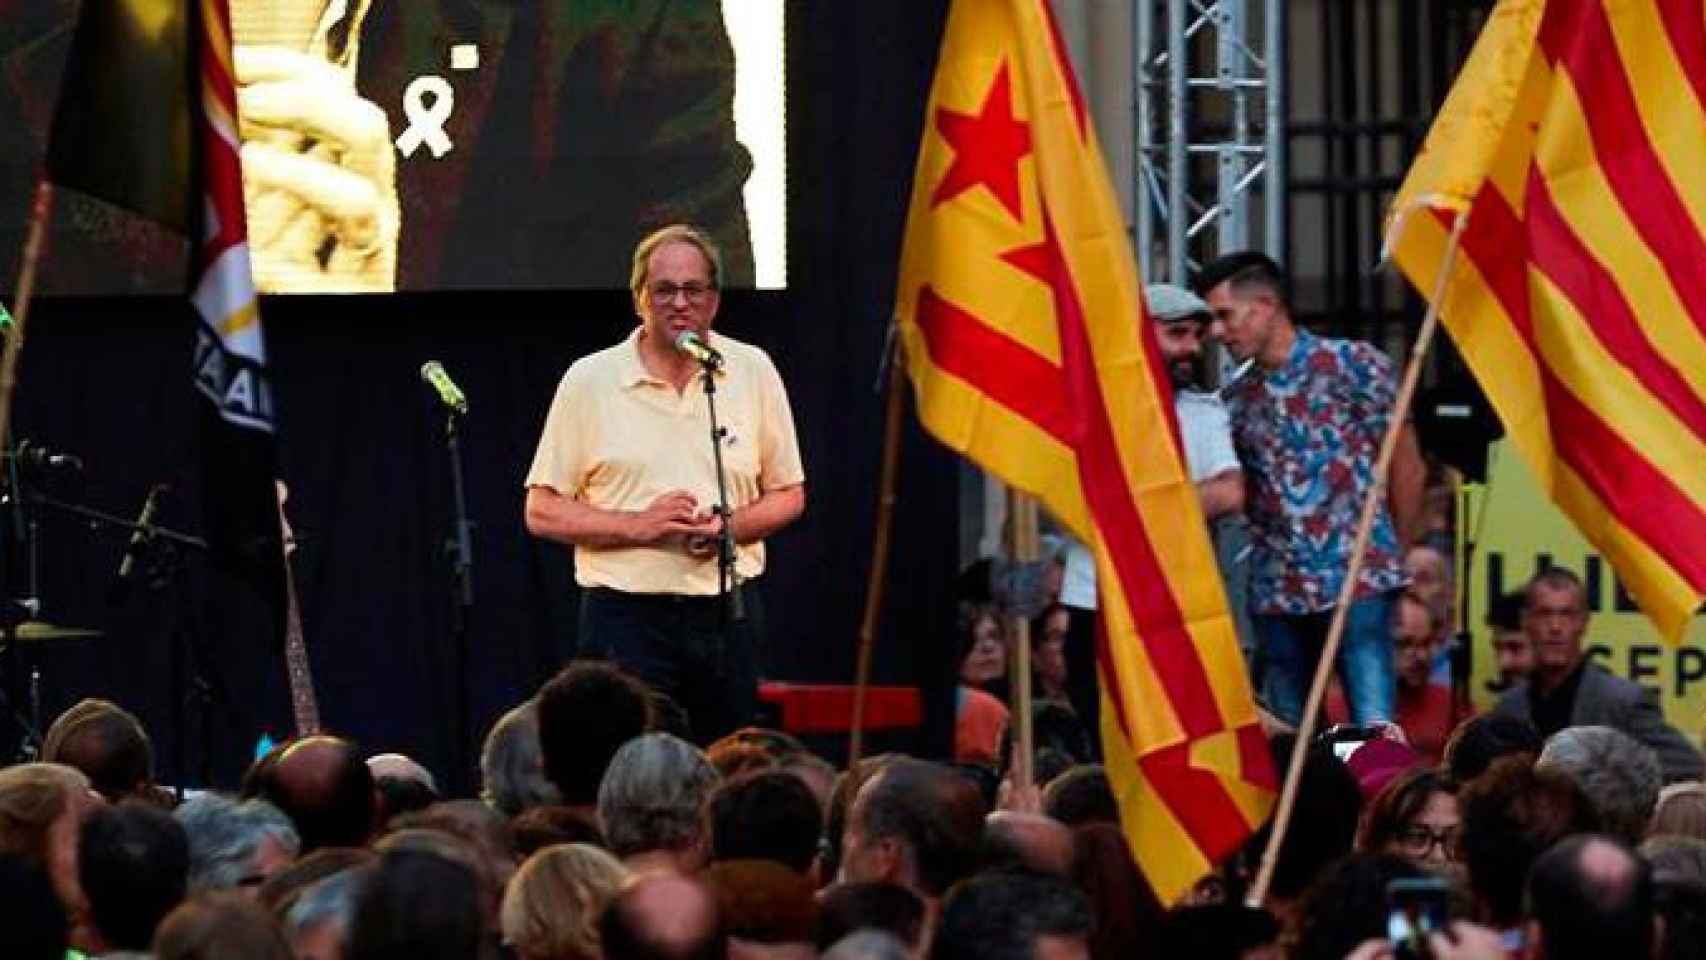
top-left (895, 0), bottom-right (1275, 901)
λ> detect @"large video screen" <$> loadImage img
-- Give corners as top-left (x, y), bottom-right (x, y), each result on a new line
top-left (0, 0), bottom-right (786, 294)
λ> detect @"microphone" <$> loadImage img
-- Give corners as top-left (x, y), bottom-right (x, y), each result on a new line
top-left (420, 361), bottom-right (469, 415)
top-left (674, 330), bottom-right (723, 369)
top-left (117, 484), bottom-right (167, 580)
top-left (7, 440), bottom-right (84, 472)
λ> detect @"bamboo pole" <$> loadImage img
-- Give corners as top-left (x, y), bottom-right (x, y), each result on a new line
top-left (0, 181), bottom-right (55, 456)
top-left (1246, 213), bottom-right (1468, 906)
top-left (1007, 489), bottom-right (1041, 790)
top-left (1451, 475), bottom-right (1474, 719)
top-left (849, 336), bottom-right (907, 766)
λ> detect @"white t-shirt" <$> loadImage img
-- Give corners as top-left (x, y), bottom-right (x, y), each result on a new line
top-left (1059, 389), bottom-right (1240, 609)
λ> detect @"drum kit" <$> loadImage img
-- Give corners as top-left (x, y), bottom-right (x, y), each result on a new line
top-left (1, 622), bottom-right (102, 758)
top-left (0, 439), bottom-right (181, 761)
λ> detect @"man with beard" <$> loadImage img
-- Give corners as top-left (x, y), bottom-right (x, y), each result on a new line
top-left (1057, 284), bottom-right (1245, 740)
top-left (1143, 283), bottom-right (1247, 516)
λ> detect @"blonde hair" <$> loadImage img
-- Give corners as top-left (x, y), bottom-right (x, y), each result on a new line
top-left (154, 891), bottom-right (293, 960)
top-left (1650, 781), bottom-right (1706, 842)
top-left (0, 762), bottom-right (90, 868)
top-left (629, 224), bottom-right (723, 298)
top-left (42, 698), bottom-right (155, 801)
top-left (500, 843), bottom-right (630, 960)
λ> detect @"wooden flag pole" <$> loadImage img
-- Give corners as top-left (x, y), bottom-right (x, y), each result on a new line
top-left (849, 335), bottom-right (907, 766)
top-left (1246, 212), bottom-right (1468, 907)
top-left (1007, 489), bottom-right (1041, 790)
top-left (0, 181), bottom-right (55, 455)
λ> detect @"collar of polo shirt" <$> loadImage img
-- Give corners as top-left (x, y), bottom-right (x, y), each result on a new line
top-left (619, 326), bottom-right (728, 388)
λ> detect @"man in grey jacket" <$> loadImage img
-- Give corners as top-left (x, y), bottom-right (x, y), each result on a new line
top-left (1492, 568), bottom-right (1702, 783)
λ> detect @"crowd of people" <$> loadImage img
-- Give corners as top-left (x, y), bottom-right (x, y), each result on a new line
top-left (2, 664), bottom-right (1130, 960)
top-left (2, 236), bottom-right (1703, 960)
top-left (940, 252), bottom-right (1706, 957)
top-left (3, 606), bottom-right (1705, 960)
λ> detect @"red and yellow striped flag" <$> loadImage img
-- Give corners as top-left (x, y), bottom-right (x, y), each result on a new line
top-left (1388, 0), bottom-right (1706, 641)
top-left (895, 0), bottom-right (1275, 901)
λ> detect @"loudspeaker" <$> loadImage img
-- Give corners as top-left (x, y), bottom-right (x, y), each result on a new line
top-left (1414, 371), bottom-right (1504, 481)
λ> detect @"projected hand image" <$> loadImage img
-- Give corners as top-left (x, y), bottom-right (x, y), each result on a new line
top-left (1, 0), bottom-right (782, 294)
top-left (232, 0), bottom-right (398, 293)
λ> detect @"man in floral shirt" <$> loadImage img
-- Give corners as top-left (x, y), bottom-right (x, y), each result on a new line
top-left (1196, 253), bottom-right (1424, 727)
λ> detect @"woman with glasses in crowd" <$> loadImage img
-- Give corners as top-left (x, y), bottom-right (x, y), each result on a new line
top-left (1356, 767), bottom-right (1462, 878)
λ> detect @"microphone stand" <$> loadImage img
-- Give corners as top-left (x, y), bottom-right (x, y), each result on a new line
top-left (29, 490), bottom-right (221, 794)
top-left (3, 444), bottom-right (36, 619)
top-left (697, 361), bottom-right (745, 624)
top-left (28, 493), bottom-right (209, 557)
top-left (1, 443), bottom-right (36, 760)
top-left (1452, 481), bottom-right (1480, 712)
top-left (439, 410), bottom-right (475, 792)
top-left (443, 413), bottom-right (475, 611)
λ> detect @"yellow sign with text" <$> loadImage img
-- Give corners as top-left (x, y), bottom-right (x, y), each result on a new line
top-left (1464, 441), bottom-right (1706, 743)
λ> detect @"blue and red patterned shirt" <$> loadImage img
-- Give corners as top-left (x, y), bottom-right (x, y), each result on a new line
top-left (1225, 329), bottom-right (1407, 615)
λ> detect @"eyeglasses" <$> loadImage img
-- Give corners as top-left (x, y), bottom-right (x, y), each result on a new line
top-left (648, 281), bottom-right (714, 304)
top-left (1396, 824), bottom-right (1462, 861)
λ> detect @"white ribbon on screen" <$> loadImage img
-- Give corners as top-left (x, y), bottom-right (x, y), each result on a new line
top-left (395, 76), bottom-right (454, 159)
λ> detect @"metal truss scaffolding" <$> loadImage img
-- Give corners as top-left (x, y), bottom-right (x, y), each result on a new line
top-left (1135, 0), bottom-right (1285, 286)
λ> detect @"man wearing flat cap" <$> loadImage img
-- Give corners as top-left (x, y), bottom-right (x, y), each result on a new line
top-left (1057, 284), bottom-right (1247, 739)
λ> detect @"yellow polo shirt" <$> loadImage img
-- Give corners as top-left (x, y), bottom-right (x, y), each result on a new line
top-left (525, 327), bottom-right (805, 595)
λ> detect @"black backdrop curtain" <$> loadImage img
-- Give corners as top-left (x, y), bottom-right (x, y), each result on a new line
top-left (3, 1), bottom-right (962, 793)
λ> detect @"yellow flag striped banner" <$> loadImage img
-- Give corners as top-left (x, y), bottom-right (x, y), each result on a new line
top-left (895, 0), bottom-right (1275, 901)
top-left (1388, 0), bottom-right (1706, 641)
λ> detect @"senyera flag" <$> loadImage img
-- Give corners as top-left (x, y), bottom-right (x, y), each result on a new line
top-left (46, 0), bottom-right (285, 600)
top-left (1387, 0), bottom-right (1706, 642)
top-left (895, 0), bottom-right (1276, 902)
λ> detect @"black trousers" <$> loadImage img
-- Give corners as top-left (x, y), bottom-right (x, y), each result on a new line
top-left (576, 586), bottom-right (762, 746)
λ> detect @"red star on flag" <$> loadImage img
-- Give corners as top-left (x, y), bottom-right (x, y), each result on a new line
top-left (931, 62), bottom-right (1032, 220)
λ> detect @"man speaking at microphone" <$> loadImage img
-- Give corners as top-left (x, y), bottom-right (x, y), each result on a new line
top-left (523, 224), bottom-right (805, 743)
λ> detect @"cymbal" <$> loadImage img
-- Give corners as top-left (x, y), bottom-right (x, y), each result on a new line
top-left (12, 621), bottom-right (102, 641)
